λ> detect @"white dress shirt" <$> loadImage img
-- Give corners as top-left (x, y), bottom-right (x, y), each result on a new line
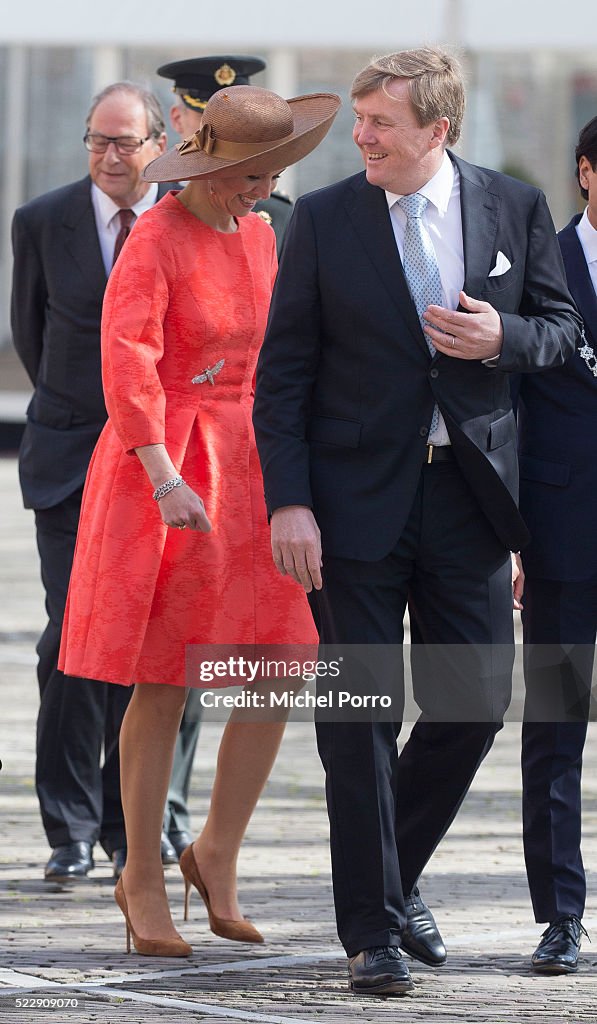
top-left (385, 152), bottom-right (464, 445)
top-left (576, 207), bottom-right (597, 297)
top-left (91, 182), bottom-right (159, 276)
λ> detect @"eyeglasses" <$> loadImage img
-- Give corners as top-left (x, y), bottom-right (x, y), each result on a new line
top-left (83, 132), bottom-right (154, 155)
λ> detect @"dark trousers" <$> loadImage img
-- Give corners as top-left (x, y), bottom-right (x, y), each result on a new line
top-left (521, 576), bottom-right (597, 923)
top-left (308, 462), bottom-right (513, 956)
top-left (34, 490), bottom-right (131, 852)
top-left (164, 689), bottom-right (202, 835)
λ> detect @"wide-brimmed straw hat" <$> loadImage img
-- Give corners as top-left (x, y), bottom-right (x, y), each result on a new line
top-left (143, 85), bottom-right (341, 182)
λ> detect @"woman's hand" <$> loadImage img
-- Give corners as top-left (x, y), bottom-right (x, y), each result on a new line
top-left (159, 484), bottom-right (211, 532)
top-left (134, 442), bottom-right (211, 532)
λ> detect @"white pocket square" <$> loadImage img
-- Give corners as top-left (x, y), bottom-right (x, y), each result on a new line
top-left (488, 251), bottom-right (512, 277)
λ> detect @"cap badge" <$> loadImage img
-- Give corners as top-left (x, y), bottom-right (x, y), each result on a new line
top-left (214, 64), bottom-right (236, 86)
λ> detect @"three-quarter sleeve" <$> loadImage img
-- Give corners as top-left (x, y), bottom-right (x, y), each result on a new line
top-left (101, 224), bottom-right (172, 453)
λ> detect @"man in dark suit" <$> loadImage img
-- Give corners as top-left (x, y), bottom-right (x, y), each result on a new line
top-left (11, 82), bottom-right (169, 881)
top-left (253, 48), bottom-right (580, 996)
top-left (157, 55), bottom-right (293, 257)
top-left (515, 115), bottom-right (597, 974)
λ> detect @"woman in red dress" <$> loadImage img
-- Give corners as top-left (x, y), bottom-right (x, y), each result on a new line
top-left (59, 86), bottom-right (339, 956)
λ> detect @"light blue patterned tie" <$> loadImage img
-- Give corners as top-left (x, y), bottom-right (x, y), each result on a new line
top-left (398, 193), bottom-right (443, 434)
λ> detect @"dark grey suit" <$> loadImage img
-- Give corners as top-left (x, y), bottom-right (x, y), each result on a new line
top-left (254, 154), bottom-right (581, 955)
top-left (517, 215), bottom-right (597, 923)
top-left (11, 176), bottom-right (174, 853)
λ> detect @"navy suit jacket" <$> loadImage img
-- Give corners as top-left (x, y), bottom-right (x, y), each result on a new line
top-left (11, 176), bottom-right (172, 510)
top-left (253, 155), bottom-right (581, 561)
top-left (516, 214), bottom-right (597, 580)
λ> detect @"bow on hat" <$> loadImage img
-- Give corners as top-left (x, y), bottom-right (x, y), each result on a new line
top-left (177, 124), bottom-right (216, 156)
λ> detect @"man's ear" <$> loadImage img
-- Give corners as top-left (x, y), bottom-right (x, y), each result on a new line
top-left (170, 104), bottom-right (184, 136)
top-left (429, 116), bottom-right (450, 150)
top-left (578, 155), bottom-right (591, 190)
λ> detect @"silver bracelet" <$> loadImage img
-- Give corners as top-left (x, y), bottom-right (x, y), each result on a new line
top-left (152, 476), bottom-right (184, 501)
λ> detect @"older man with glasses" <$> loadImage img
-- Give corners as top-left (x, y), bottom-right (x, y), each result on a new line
top-left (11, 82), bottom-right (170, 883)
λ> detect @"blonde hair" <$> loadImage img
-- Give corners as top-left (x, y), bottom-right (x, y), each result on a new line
top-left (351, 48), bottom-right (465, 146)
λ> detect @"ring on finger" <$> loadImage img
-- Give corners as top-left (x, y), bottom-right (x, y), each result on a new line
top-left (451, 336), bottom-right (456, 348)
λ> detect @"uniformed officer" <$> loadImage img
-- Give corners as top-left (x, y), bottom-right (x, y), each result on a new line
top-left (157, 55), bottom-right (293, 255)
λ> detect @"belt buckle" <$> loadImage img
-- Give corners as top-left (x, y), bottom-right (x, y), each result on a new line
top-left (192, 358), bottom-right (225, 385)
top-left (427, 444), bottom-right (434, 464)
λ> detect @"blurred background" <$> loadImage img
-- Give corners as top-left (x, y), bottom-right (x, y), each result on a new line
top-left (1, 0), bottom-right (597, 398)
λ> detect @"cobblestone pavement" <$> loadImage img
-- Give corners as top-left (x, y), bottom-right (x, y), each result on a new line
top-left (1, 456), bottom-right (596, 1024)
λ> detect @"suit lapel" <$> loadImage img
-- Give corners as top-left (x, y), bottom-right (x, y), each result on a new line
top-left (343, 161), bottom-right (505, 349)
top-left (343, 161), bottom-right (503, 351)
top-left (559, 217), bottom-right (597, 348)
top-left (60, 180), bottom-right (173, 300)
top-left (344, 175), bottom-right (429, 354)
top-left (452, 154), bottom-right (500, 298)
top-left (62, 177), bottom-right (107, 299)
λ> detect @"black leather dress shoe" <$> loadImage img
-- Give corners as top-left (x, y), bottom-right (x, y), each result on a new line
top-left (348, 946), bottom-right (414, 996)
top-left (44, 842), bottom-right (94, 881)
top-left (111, 848), bottom-right (127, 879)
top-left (168, 830), bottom-right (194, 860)
top-left (161, 832), bottom-right (179, 865)
top-left (400, 887), bottom-right (447, 966)
top-left (531, 915), bottom-right (588, 974)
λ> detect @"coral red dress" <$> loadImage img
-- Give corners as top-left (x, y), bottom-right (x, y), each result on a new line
top-left (59, 191), bottom-right (316, 687)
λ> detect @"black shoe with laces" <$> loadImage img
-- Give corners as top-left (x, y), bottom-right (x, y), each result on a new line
top-left (44, 842), bottom-right (94, 882)
top-left (348, 945), bottom-right (414, 996)
top-left (531, 915), bottom-right (589, 974)
top-left (401, 886), bottom-right (447, 966)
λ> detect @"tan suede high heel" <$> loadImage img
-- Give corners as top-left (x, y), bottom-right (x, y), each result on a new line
top-left (179, 845), bottom-right (264, 943)
top-left (114, 877), bottom-right (192, 957)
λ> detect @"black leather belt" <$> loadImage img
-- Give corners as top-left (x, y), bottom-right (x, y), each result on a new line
top-left (424, 444), bottom-right (454, 464)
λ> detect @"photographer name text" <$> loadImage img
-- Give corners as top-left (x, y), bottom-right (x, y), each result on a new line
top-left (197, 689), bottom-right (392, 709)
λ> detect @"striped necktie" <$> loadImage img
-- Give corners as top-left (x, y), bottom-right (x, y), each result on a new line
top-left (398, 193), bottom-right (444, 434)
